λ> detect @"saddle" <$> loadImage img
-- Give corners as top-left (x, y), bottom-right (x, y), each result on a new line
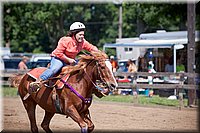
top-left (28, 67), bottom-right (68, 89)
top-left (27, 64), bottom-right (85, 89)
top-left (27, 64), bottom-right (86, 113)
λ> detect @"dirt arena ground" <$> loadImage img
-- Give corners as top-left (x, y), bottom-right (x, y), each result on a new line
top-left (2, 97), bottom-right (199, 133)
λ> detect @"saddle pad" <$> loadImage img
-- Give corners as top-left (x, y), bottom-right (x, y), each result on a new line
top-left (27, 67), bottom-right (47, 80)
top-left (56, 74), bottom-right (70, 89)
top-left (27, 67), bottom-right (70, 90)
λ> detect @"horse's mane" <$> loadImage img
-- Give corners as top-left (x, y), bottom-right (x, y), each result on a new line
top-left (61, 51), bottom-right (108, 75)
top-left (79, 51), bottom-right (108, 63)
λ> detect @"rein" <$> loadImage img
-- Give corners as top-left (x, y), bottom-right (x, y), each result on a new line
top-left (60, 58), bottom-right (107, 104)
top-left (83, 62), bottom-right (107, 94)
top-left (59, 59), bottom-right (96, 104)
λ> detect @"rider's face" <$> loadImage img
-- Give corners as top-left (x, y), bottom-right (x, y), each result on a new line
top-left (75, 31), bottom-right (85, 43)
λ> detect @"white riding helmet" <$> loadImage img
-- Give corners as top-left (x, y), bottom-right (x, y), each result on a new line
top-left (70, 22), bottom-right (86, 31)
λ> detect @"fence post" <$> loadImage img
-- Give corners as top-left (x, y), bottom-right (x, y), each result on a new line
top-left (178, 73), bottom-right (185, 110)
top-left (178, 85), bottom-right (184, 110)
top-left (187, 2), bottom-right (196, 106)
top-left (132, 74), bottom-right (138, 105)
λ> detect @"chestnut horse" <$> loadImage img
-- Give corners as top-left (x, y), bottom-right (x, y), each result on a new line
top-left (16, 51), bottom-right (117, 133)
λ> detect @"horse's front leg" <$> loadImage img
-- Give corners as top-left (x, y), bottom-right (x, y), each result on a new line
top-left (65, 105), bottom-right (88, 133)
top-left (82, 109), bottom-right (94, 133)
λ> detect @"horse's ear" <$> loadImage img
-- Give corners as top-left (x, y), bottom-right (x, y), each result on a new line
top-left (101, 51), bottom-right (108, 59)
top-left (91, 50), bottom-right (108, 59)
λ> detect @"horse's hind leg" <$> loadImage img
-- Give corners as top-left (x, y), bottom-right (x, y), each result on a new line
top-left (22, 99), bottom-right (38, 133)
top-left (41, 111), bottom-right (55, 133)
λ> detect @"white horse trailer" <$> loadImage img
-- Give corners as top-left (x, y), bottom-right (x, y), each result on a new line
top-left (103, 30), bottom-right (200, 72)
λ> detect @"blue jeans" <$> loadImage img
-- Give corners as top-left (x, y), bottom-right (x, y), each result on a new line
top-left (40, 57), bottom-right (67, 80)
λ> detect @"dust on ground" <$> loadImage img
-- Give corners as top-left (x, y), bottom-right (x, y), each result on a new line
top-left (2, 97), bottom-right (199, 132)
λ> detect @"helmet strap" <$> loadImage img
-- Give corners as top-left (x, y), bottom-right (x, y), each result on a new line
top-left (72, 30), bottom-right (84, 43)
top-left (74, 34), bottom-right (79, 43)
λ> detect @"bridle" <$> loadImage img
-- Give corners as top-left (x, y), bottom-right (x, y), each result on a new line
top-left (84, 59), bottom-right (109, 93)
top-left (61, 57), bottom-right (112, 104)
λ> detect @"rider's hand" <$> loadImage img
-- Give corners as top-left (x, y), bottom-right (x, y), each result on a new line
top-left (68, 58), bottom-right (76, 65)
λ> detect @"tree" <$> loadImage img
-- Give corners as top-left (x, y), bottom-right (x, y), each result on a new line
top-left (3, 2), bottom-right (197, 53)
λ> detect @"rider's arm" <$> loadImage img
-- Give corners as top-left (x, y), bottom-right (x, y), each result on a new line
top-left (82, 39), bottom-right (98, 52)
top-left (51, 37), bottom-right (75, 64)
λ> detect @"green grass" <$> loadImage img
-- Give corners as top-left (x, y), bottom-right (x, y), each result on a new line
top-left (94, 95), bottom-right (188, 107)
top-left (2, 86), bottom-right (19, 97)
top-left (1, 86), bottom-right (188, 107)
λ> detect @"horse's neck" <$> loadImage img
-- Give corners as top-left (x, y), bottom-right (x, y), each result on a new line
top-left (85, 62), bottom-right (97, 82)
top-left (68, 61), bottom-right (96, 98)
top-left (81, 62), bottom-right (97, 96)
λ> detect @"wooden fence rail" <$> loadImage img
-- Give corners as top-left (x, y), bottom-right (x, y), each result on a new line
top-left (114, 72), bottom-right (199, 109)
top-left (117, 83), bottom-right (198, 90)
top-left (1, 70), bottom-right (199, 91)
top-left (1, 70), bottom-right (199, 109)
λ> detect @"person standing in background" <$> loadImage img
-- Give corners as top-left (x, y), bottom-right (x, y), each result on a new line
top-left (176, 58), bottom-right (185, 72)
top-left (110, 56), bottom-right (118, 72)
top-left (127, 59), bottom-right (137, 72)
top-left (138, 57), bottom-right (147, 72)
top-left (18, 56), bottom-right (29, 70)
top-left (165, 56), bottom-right (174, 72)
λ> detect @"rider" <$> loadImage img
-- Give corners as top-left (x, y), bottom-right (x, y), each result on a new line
top-left (30, 22), bottom-right (99, 92)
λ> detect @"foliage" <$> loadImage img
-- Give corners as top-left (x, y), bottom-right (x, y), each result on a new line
top-left (3, 2), bottom-right (198, 53)
top-left (104, 48), bottom-right (117, 58)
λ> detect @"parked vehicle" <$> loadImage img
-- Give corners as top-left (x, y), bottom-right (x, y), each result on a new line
top-left (3, 57), bottom-right (51, 70)
top-left (2, 53), bottom-right (51, 70)
top-left (30, 54), bottom-right (51, 62)
top-left (3, 58), bottom-right (22, 70)
top-left (0, 57), bottom-right (5, 70)
top-left (27, 59), bottom-right (50, 69)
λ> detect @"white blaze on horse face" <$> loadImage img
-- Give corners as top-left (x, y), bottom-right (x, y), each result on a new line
top-left (105, 60), bottom-right (118, 88)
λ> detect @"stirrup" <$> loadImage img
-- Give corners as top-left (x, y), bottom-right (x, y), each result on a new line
top-left (29, 81), bottom-right (41, 93)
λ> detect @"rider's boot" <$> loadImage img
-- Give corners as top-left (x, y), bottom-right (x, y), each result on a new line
top-left (29, 78), bottom-right (43, 93)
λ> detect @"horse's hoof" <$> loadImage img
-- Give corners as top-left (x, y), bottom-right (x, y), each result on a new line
top-left (81, 126), bottom-right (88, 133)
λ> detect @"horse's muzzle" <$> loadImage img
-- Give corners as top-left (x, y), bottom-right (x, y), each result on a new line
top-left (108, 83), bottom-right (117, 91)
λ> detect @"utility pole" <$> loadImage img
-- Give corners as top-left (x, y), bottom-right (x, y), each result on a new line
top-left (118, 1), bottom-right (122, 38)
top-left (187, 2), bottom-right (196, 106)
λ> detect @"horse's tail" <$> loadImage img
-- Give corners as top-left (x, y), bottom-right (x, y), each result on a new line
top-left (8, 74), bottom-right (25, 87)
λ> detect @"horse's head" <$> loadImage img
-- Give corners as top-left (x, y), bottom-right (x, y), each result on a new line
top-left (91, 51), bottom-right (118, 95)
top-left (78, 51), bottom-right (118, 96)
top-left (95, 59), bottom-right (118, 91)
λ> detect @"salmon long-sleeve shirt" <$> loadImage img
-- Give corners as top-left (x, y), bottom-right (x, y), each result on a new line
top-left (51, 36), bottom-right (98, 63)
